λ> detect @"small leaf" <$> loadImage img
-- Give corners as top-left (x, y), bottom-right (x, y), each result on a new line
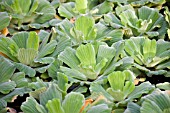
top-left (46, 98), bottom-right (64, 113)
top-left (26, 32), bottom-right (39, 51)
top-left (17, 48), bottom-right (38, 66)
top-left (75, 0), bottom-right (87, 13)
top-left (62, 92), bottom-right (84, 113)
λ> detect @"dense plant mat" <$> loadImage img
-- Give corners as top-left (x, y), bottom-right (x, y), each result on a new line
top-left (0, 0), bottom-right (170, 113)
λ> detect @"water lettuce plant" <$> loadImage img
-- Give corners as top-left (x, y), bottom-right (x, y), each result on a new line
top-left (124, 37), bottom-right (170, 77)
top-left (0, 31), bottom-right (57, 77)
top-left (103, 5), bottom-right (167, 38)
top-left (0, 0), bottom-right (169, 112)
top-left (0, 0), bottom-right (56, 33)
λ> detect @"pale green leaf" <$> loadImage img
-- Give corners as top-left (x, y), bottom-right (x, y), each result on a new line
top-left (46, 98), bottom-right (64, 113)
top-left (26, 32), bottom-right (39, 51)
top-left (75, 0), bottom-right (87, 13)
top-left (40, 84), bottom-right (62, 106)
top-left (17, 48), bottom-right (38, 66)
top-left (75, 16), bottom-right (96, 40)
top-left (87, 104), bottom-right (111, 113)
top-left (76, 43), bottom-right (96, 67)
top-left (58, 47), bottom-right (80, 69)
top-left (62, 92), bottom-right (84, 113)
top-left (0, 12), bottom-right (10, 31)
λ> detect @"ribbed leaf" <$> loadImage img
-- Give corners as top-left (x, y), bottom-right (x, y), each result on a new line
top-left (37, 40), bottom-right (57, 58)
top-left (156, 82), bottom-right (170, 90)
top-left (0, 38), bottom-right (19, 62)
top-left (0, 12), bottom-right (10, 31)
top-left (1, 87), bottom-right (31, 102)
top-left (75, 0), bottom-right (87, 13)
top-left (46, 98), bottom-right (64, 113)
top-left (76, 43), bottom-right (96, 67)
top-left (62, 92), bottom-right (84, 113)
top-left (11, 72), bottom-right (28, 87)
top-left (15, 63), bottom-right (36, 77)
top-left (26, 32), bottom-right (39, 51)
top-left (58, 47), bottom-right (80, 69)
top-left (40, 84), bottom-right (62, 107)
top-left (0, 56), bottom-right (16, 83)
top-left (35, 0), bottom-right (56, 23)
top-left (0, 81), bottom-right (16, 94)
top-left (21, 97), bottom-right (47, 113)
top-left (95, 22), bottom-right (123, 43)
top-left (125, 37), bottom-right (144, 65)
top-left (141, 90), bottom-right (170, 113)
top-left (108, 71), bottom-right (126, 91)
top-left (12, 32), bottom-right (29, 48)
top-left (58, 2), bottom-right (76, 19)
top-left (87, 104), bottom-right (111, 113)
top-left (124, 102), bottom-right (140, 113)
top-left (97, 45), bottom-right (115, 64)
top-left (128, 82), bottom-right (155, 100)
top-left (90, 83), bottom-right (114, 101)
top-left (75, 16), bottom-right (96, 40)
top-left (17, 48), bottom-right (38, 66)
top-left (143, 38), bottom-right (156, 62)
top-left (57, 72), bottom-right (68, 92)
top-left (60, 66), bottom-right (87, 81)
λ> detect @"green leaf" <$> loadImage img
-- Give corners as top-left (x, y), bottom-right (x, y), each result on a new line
top-left (75, 16), bottom-right (96, 40)
top-left (62, 92), bottom-right (84, 113)
top-left (26, 32), bottom-right (39, 51)
top-left (60, 66), bottom-right (87, 81)
top-left (11, 72), bottom-right (28, 87)
top-left (58, 2), bottom-right (76, 19)
top-left (90, 83), bottom-right (114, 101)
top-left (124, 102), bottom-right (140, 113)
top-left (1, 87), bottom-right (31, 102)
top-left (46, 98), bottom-right (64, 113)
top-left (0, 37), bottom-right (19, 62)
top-left (40, 83), bottom-right (62, 106)
top-left (58, 47), bottom-right (80, 69)
top-left (0, 12), bottom-right (10, 31)
top-left (37, 40), bottom-right (57, 58)
top-left (0, 81), bottom-right (16, 94)
top-left (108, 71), bottom-right (126, 91)
top-left (75, 0), bottom-right (87, 13)
top-left (17, 48), bottom-right (38, 66)
top-left (21, 96), bottom-right (47, 113)
top-left (0, 56), bottom-right (16, 83)
top-left (76, 43), bottom-right (96, 67)
top-left (91, 1), bottom-right (113, 15)
top-left (143, 38), bottom-right (156, 63)
top-left (141, 90), bottom-right (170, 113)
top-left (15, 63), bottom-right (36, 77)
top-left (12, 32), bottom-right (29, 48)
top-left (127, 82), bottom-right (155, 101)
top-left (0, 99), bottom-right (7, 111)
top-left (87, 104), bottom-right (111, 113)
top-left (57, 72), bottom-right (68, 92)
top-left (97, 45), bottom-right (115, 64)
top-left (95, 22), bottom-right (123, 43)
top-left (156, 82), bottom-right (170, 90)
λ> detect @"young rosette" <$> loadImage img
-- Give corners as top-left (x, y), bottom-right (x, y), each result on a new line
top-left (90, 70), bottom-right (155, 111)
top-left (0, 0), bottom-right (56, 32)
top-left (0, 31), bottom-right (57, 77)
top-left (58, 41), bottom-right (133, 84)
top-left (124, 37), bottom-right (170, 77)
top-left (103, 5), bottom-right (167, 39)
